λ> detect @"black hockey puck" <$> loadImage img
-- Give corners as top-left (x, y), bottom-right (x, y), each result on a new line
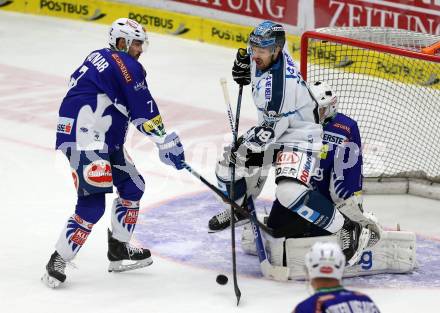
top-left (216, 274), bottom-right (228, 285)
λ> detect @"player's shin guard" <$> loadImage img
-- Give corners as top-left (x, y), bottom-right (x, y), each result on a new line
top-left (43, 214), bottom-right (94, 288)
top-left (110, 197), bottom-right (140, 242)
top-left (55, 214), bottom-right (94, 262)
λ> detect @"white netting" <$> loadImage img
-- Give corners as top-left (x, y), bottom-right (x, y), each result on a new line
top-left (304, 27), bottom-right (440, 183)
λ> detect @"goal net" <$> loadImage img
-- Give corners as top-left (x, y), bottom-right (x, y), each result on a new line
top-left (301, 27), bottom-right (440, 184)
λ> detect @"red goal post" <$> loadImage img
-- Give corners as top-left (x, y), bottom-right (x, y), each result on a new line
top-left (300, 27), bottom-right (440, 199)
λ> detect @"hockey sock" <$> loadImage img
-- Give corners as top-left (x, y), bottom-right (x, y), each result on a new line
top-left (110, 198), bottom-right (140, 242)
top-left (55, 214), bottom-right (94, 261)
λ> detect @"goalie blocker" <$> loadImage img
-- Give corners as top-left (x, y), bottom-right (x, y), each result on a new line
top-left (241, 219), bottom-right (416, 279)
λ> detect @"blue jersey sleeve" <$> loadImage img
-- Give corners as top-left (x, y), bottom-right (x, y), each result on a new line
top-left (312, 113), bottom-right (363, 203)
top-left (109, 52), bottom-right (166, 142)
top-left (330, 117), bottom-right (363, 201)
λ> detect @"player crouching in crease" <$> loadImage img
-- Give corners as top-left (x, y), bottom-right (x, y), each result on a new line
top-left (208, 20), bottom-right (374, 269)
top-left (240, 80), bottom-right (417, 279)
top-left (293, 242), bottom-right (381, 313)
top-left (41, 18), bottom-right (185, 288)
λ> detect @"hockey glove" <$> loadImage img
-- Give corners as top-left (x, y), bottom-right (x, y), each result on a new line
top-left (232, 48), bottom-right (251, 86)
top-left (156, 132), bottom-right (185, 170)
top-left (335, 195), bottom-right (382, 245)
top-left (221, 137), bottom-right (247, 168)
top-left (242, 125), bottom-right (276, 153)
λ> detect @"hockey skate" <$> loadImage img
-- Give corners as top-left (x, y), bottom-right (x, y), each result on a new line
top-left (41, 251), bottom-right (67, 288)
top-left (107, 229), bottom-right (153, 273)
top-left (208, 208), bottom-right (249, 232)
top-left (339, 218), bottom-right (371, 266)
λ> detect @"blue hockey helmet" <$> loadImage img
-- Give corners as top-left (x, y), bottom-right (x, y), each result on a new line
top-left (249, 21), bottom-right (286, 50)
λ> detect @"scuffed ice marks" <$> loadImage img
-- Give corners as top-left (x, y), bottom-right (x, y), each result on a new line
top-left (135, 192), bottom-right (440, 287)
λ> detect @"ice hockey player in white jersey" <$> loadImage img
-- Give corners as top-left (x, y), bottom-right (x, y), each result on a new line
top-left (41, 18), bottom-right (185, 288)
top-left (208, 21), bottom-right (365, 261)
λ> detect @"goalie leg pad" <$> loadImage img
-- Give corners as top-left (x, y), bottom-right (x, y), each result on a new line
top-left (344, 230), bottom-right (417, 277)
top-left (285, 235), bottom-right (339, 279)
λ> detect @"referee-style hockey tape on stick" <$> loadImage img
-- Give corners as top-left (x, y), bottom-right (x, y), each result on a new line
top-left (220, 78), bottom-right (236, 135)
top-left (182, 162), bottom-right (275, 236)
top-left (247, 196), bottom-right (290, 281)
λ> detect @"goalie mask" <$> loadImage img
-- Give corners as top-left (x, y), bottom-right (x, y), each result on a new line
top-left (109, 18), bottom-right (148, 53)
top-left (305, 241), bottom-right (345, 281)
top-left (310, 81), bottom-right (337, 124)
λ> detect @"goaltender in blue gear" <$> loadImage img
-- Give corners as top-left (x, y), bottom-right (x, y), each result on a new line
top-left (42, 18), bottom-right (185, 289)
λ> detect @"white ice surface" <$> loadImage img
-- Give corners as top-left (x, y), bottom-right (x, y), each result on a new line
top-left (0, 12), bottom-right (439, 313)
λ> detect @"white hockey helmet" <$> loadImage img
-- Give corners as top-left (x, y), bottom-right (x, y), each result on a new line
top-left (305, 241), bottom-right (346, 281)
top-left (309, 81), bottom-right (337, 123)
top-left (109, 18), bottom-right (148, 52)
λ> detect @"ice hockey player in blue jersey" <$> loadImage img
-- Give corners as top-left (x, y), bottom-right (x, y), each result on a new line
top-left (42, 18), bottom-right (185, 288)
top-left (293, 241), bottom-right (381, 313)
top-left (309, 81), bottom-right (381, 264)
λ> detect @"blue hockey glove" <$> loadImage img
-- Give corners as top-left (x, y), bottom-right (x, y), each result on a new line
top-left (156, 132), bottom-right (185, 170)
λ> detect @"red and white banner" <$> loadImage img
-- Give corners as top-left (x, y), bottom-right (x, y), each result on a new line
top-left (314, 0), bottom-right (440, 35)
top-left (172, 0), bottom-right (298, 26)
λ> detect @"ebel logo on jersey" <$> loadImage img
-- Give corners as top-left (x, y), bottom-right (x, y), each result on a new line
top-left (57, 117), bottom-right (74, 134)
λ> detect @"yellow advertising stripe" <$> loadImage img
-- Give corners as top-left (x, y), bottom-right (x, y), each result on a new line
top-left (1, 0), bottom-right (301, 60)
top-left (308, 41), bottom-right (440, 89)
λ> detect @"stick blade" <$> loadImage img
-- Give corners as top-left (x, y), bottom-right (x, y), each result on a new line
top-left (260, 259), bottom-right (290, 281)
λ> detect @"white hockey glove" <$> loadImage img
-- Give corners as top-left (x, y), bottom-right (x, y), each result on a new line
top-left (335, 195), bottom-right (382, 245)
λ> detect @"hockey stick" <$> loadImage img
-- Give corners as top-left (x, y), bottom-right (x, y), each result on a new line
top-left (247, 197), bottom-right (290, 281)
top-left (229, 84), bottom-right (243, 305)
top-left (220, 78), bottom-right (236, 134)
top-left (220, 80), bottom-right (289, 282)
top-left (182, 162), bottom-right (274, 235)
